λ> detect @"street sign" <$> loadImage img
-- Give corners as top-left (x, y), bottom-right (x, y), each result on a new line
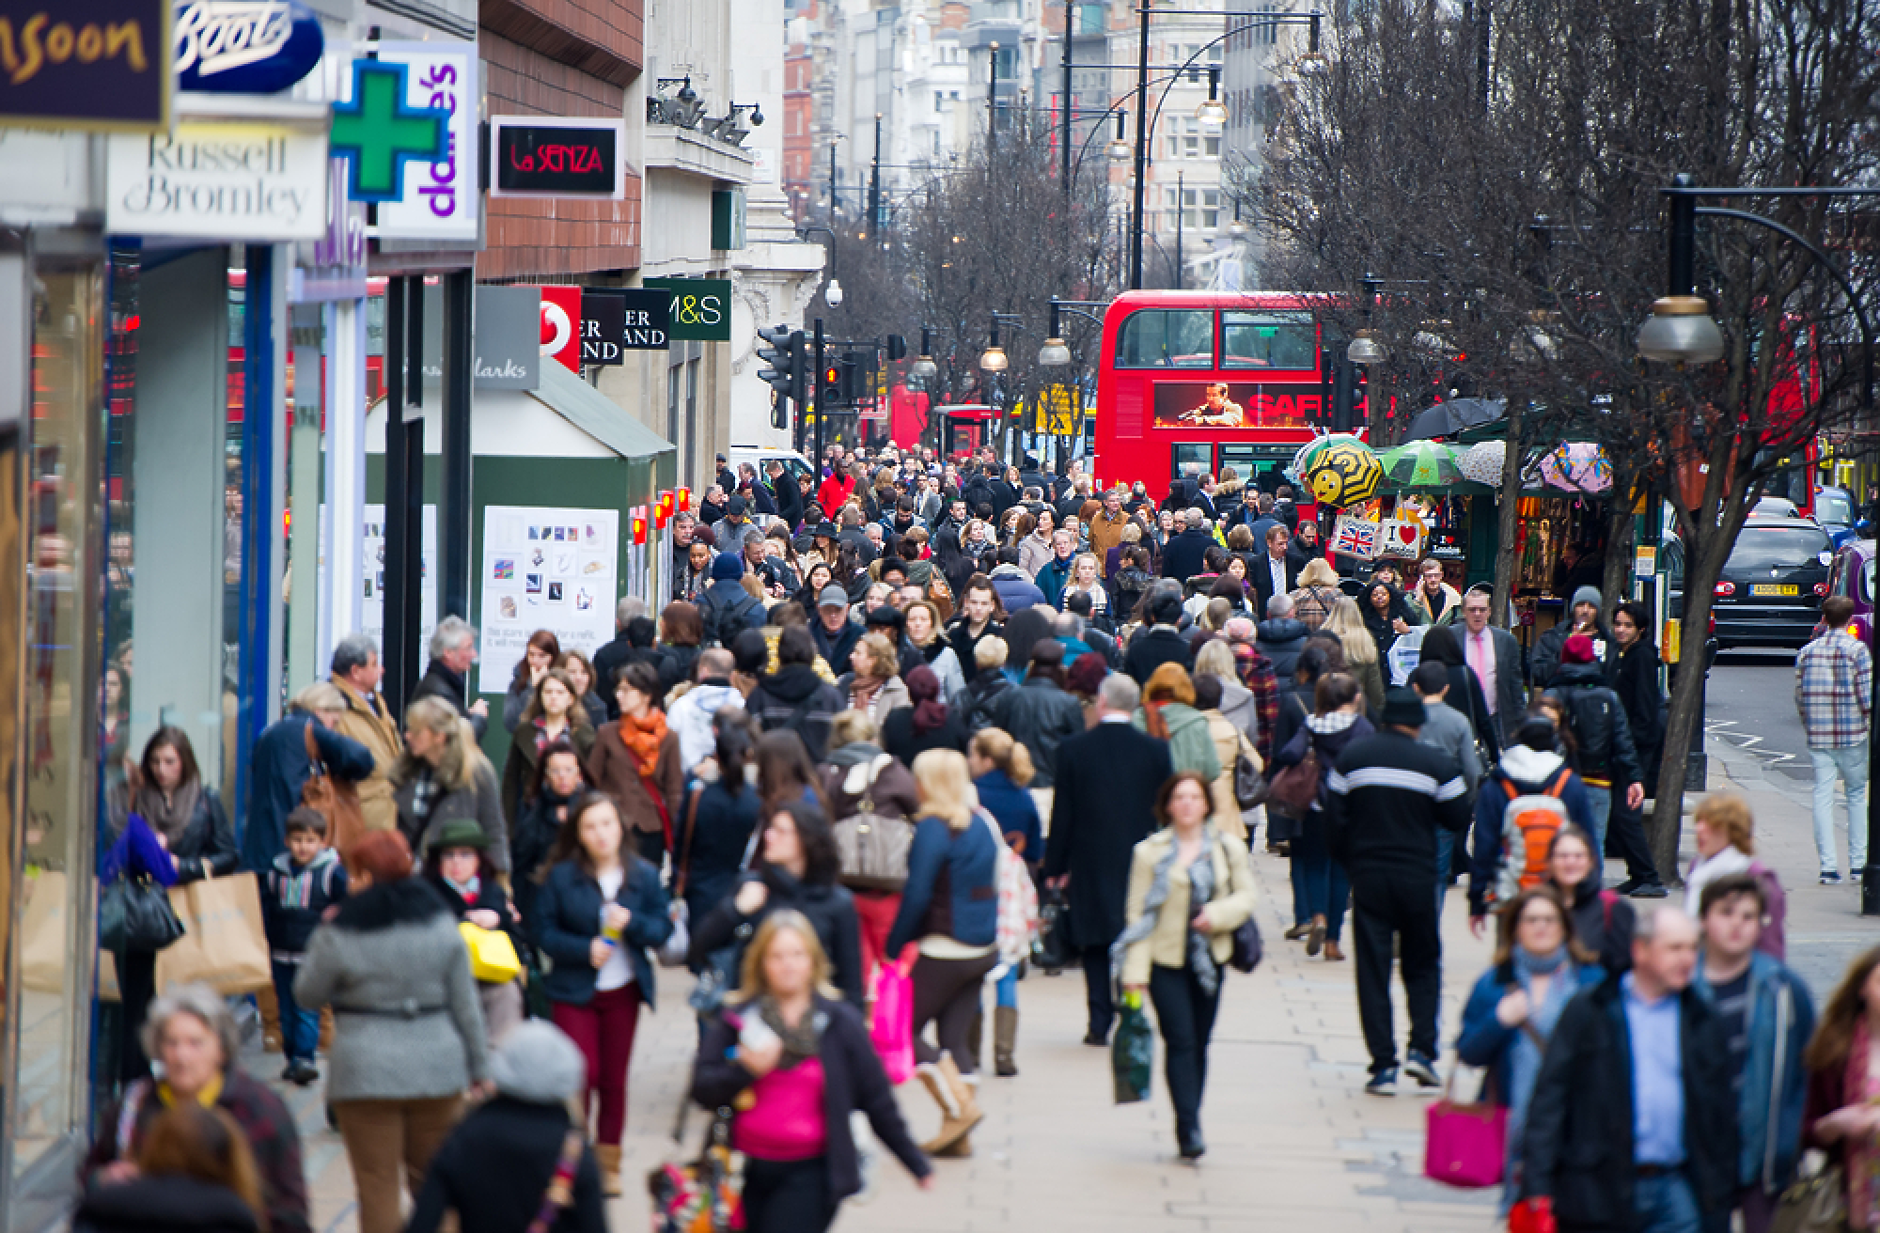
top-left (329, 58), bottom-right (449, 204)
top-left (619, 289), bottom-right (670, 350)
top-left (0, 0), bottom-right (173, 131)
top-left (1035, 384), bottom-right (1080, 434)
top-left (580, 289), bottom-right (625, 366)
top-left (106, 119), bottom-right (329, 240)
top-left (490, 116), bottom-right (627, 199)
top-left (538, 285), bottom-right (581, 372)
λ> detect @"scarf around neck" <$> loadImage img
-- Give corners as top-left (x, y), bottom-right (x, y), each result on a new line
top-left (1111, 826), bottom-right (1223, 996)
top-left (135, 780), bottom-right (201, 847)
top-left (755, 994), bottom-right (830, 1069)
top-left (615, 711), bottom-right (669, 778)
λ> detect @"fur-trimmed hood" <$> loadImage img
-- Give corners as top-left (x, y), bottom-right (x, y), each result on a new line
top-left (329, 875), bottom-right (450, 932)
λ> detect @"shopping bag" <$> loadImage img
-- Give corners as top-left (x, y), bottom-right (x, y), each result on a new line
top-left (155, 874), bottom-right (272, 995)
top-left (1423, 1064), bottom-right (1507, 1188)
top-left (1032, 883), bottom-right (1071, 972)
top-left (869, 962), bottom-right (915, 1086)
top-left (1111, 993), bottom-right (1153, 1104)
top-left (20, 871), bottom-right (69, 994)
top-left (649, 1101), bottom-right (745, 1233)
top-left (658, 898), bottom-right (692, 969)
top-left (98, 948), bottom-right (121, 1002)
top-left (459, 920), bottom-right (523, 983)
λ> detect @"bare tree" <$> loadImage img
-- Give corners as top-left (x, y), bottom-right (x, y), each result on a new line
top-left (1259, 0), bottom-right (1880, 873)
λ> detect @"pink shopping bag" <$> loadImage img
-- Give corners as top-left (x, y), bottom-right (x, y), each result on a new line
top-left (1423, 1091), bottom-right (1508, 1188)
top-left (870, 963), bottom-right (915, 1085)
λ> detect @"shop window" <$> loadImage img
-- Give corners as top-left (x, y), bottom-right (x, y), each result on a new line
top-left (1115, 309), bottom-right (1213, 369)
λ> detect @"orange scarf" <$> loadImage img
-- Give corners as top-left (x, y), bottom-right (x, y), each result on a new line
top-left (616, 711), bottom-right (668, 777)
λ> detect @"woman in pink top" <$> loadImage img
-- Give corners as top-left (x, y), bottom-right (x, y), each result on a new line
top-left (692, 911), bottom-right (933, 1232)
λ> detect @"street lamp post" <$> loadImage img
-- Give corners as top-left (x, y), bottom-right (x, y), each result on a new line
top-left (796, 224), bottom-right (843, 308)
top-left (910, 326), bottom-right (940, 455)
top-left (980, 312), bottom-right (1024, 462)
top-left (1636, 173), bottom-right (1880, 910)
top-left (1038, 298), bottom-right (1106, 471)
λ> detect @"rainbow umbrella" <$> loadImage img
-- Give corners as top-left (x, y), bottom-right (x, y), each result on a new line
top-left (1381, 441), bottom-right (1464, 489)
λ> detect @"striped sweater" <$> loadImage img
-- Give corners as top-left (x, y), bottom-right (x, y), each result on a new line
top-left (263, 848), bottom-right (348, 960)
top-left (1324, 729), bottom-right (1473, 878)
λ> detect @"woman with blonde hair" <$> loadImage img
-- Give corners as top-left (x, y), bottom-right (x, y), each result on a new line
top-left (692, 912), bottom-right (932, 1232)
top-left (1288, 558), bottom-right (1343, 630)
top-left (968, 729), bottom-right (1040, 1076)
top-left (842, 631), bottom-right (911, 722)
top-left (1134, 663), bottom-right (1222, 787)
top-left (1057, 552), bottom-right (1110, 624)
top-left (1684, 793), bottom-right (1788, 958)
top-left (1117, 770), bottom-right (1257, 1160)
top-left (394, 697), bottom-right (510, 872)
top-left (886, 750), bottom-right (1002, 1155)
top-left (1323, 596), bottom-right (1386, 713)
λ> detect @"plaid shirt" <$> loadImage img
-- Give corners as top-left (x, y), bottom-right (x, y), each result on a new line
top-left (1796, 630), bottom-right (1873, 747)
top-left (1231, 642), bottom-right (1283, 764)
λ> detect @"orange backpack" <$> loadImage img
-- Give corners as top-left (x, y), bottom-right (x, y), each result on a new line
top-left (1496, 768), bottom-right (1574, 902)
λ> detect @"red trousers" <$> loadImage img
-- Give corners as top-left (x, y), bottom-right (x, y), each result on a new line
top-left (552, 985), bottom-right (641, 1146)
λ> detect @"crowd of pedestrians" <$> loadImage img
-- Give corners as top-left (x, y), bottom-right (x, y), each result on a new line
top-left (76, 441), bottom-right (1880, 1233)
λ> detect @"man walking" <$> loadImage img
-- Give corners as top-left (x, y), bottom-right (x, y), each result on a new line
top-left (1691, 874), bottom-right (1815, 1233)
top-left (1248, 523), bottom-right (1301, 618)
top-left (1045, 674), bottom-right (1174, 1046)
top-left (1459, 586), bottom-right (1527, 746)
top-left (1410, 662), bottom-right (1481, 911)
top-left (1796, 595), bottom-right (1872, 883)
top-left (1544, 633), bottom-right (1646, 858)
top-left (409, 616), bottom-right (491, 737)
top-left (1521, 906), bottom-right (1736, 1233)
top-left (327, 634), bottom-right (403, 834)
top-left (1325, 687), bottom-right (1471, 1093)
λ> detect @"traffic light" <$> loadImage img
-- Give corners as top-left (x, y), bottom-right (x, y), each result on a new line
top-left (820, 357), bottom-right (851, 409)
top-left (756, 324), bottom-right (805, 429)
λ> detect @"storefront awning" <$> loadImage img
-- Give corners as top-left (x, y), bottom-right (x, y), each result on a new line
top-left (530, 363), bottom-right (678, 504)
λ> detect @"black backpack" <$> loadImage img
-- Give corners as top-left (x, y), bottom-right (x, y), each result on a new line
top-left (700, 590), bottom-right (761, 648)
top-left (1559, 685), bottom-right (1619, 772)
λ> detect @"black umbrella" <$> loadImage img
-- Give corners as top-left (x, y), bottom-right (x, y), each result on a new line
top-left (1403, 397), bottom-right (1507, 442)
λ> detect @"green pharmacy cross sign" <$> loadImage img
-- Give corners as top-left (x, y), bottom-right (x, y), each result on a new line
top-left (330, 60), bottom-right (451, 203)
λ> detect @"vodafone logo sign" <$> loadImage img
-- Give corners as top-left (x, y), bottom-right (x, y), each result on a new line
top-left (537, 286), bottom-right (583, 372)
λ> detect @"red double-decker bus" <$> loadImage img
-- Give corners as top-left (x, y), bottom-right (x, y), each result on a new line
top-left (1092, 290), bottom-right (1351, 495)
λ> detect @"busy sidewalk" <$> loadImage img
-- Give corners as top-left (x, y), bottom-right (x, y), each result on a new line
top-left (273, 726), bottom-right (1878, 1233)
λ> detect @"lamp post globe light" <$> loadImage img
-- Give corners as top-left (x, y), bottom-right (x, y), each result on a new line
top-left (910, 327), bottom-right (939, 384)
top-left (1347, 331), bottom-right (1387, 366)
top-left (1195, 66), bottom-right (1227, 133)
top-left (1635, 294), bottom-right (1725, 364)
top-left (979, 340), bottom-right (1009, 373)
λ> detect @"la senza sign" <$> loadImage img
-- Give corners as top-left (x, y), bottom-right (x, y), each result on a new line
top-left (0, 0), bottom-right (172, 131)
top-left (489, 116), bottom-right (627, 199)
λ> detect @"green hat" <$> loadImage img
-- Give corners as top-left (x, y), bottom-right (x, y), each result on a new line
top-left (431, 819), bottom-right (489, 852)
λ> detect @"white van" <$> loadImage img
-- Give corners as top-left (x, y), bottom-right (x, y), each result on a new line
top-left (727, 446), bottom-right (815, 493)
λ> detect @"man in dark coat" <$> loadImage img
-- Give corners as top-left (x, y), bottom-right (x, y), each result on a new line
top-left (1521, 905), bottom-right (1737, 1233)
top-left (1160, 508), bottom-right (1216, 580)
top-left (1044, 672), bottom-right (1173, 1046)
top-left (1257, 593), bottom-right (1311, 683)
top-left (1248, 523), bottom-right (1303, 618)
top-left (990, 641), bottom-right (1085, 794)
top-left (408, 615), bottom-right (491, 737)
top-left (1123, 588), bottom-right (1194, 684)
top-left (245, 684), bottom-right (376, 874)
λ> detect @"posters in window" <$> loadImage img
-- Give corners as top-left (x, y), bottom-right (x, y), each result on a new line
top-left (478, 504), bottom-right (617, 692)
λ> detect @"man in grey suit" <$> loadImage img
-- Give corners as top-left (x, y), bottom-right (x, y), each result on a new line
top-left (1457, 587), bottom-right (1527, 746)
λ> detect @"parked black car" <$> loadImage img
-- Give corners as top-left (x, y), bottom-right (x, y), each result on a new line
top-left (1709, 517), bottom-right (1834, 649)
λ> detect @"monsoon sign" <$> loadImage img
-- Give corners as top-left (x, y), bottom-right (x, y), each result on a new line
top-left (0, 0), bottom-right (172, 131)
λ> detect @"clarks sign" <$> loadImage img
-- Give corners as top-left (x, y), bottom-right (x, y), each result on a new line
top-left (106, 119), bottom-right (328, 240)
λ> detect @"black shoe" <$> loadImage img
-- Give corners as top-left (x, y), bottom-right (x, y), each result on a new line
top-left (1628, 881), bottom-right (1670, 899)
top-left (1365, 1068), bottom-right (1398, 1096)
top-left (1822, 870), bottom-right (1845, 885)
top-left (279, 1063), bottom-right (298, 1084)
top-left (290, 1062), bottom-right (320, 1086)
top-left (1178, 1132), bottom-right (1207, 1160)
top-left (1083, 1030), bottom-right (1109, 1048)
top-left (1403, 1052), bottom-right (1440, 1089)
top-left (1612, 876), bottom-right (1642, 896)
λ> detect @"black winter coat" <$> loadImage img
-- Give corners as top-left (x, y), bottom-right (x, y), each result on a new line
top-left (1043, 722), bottom-right (1173, 949)
top-left (963, 672), bottom-right (1011, 731)
top-left (989, 679), bottom-right (1085, 789)
top-left (945, 618), bottom-right (1003, 685)
top-left (672, 778), bottom-right (763, 928)
top-left (745, 664), bottom-right (845, 760)
top-left (693, 998), bottom-right (930, 1200)
top-left (410, 661), bottom-right (487, 738)
top-left (108, 786), bottom-right (238, 884)
top-left (1606, 639), bottom-right (1666, 753)
top-left (1545, 663), bottom-right (1643, 786)
top-left (425, 870), bottom-right (528, 975)
top-left (880, 706), bottom-right (970, 767)
top-left (75, 1176), bottom-right (259, 1233)
top-left (1553, 875), bottom-right (1635, 975)
top-left (1522, 978), bottom-right (1737, 1229)
top-left (689, 866), bottom-right (864, 1006)
top-left (1256, 617), bottom-right (1310, 683)
top-left (406, 1097), bottom-right (606, 1233)
top-left (1123, 625), bottom-right (1195, 685)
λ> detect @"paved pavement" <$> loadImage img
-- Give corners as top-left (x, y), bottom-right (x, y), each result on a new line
top-left (265, 722), bottom-right (1878, 1233)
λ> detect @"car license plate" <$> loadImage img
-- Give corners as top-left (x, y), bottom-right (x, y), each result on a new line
top-left (1749, 584), bottom-right (1799, 597)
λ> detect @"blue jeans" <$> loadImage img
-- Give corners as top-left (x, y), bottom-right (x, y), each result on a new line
top-left (1294, 820), bottom-right (1348, 943)
top-left (1585, 784), bottom-right (1612, 861)
top-left (1810, 744), bottom-right (1870, 875)
top-left (1436, 830), bottom-right (1454, 915)
top-left (994, 964), bottom-right (1017, 1009)
top-left (272, 959), bottom-right (320, 1063)
top-left (1288, 847), bottom-right (1312, 927)
top-left (1636, 1170), bottom-right (1701, 1233)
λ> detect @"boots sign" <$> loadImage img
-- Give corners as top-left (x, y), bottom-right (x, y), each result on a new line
top-left (105, 117), bottom-right (328, 239)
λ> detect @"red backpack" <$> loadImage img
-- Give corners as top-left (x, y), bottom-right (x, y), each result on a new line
top-left (1496, 768), bottom-right (1574, 902)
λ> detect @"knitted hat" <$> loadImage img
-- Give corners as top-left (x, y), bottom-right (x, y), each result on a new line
top-left (1562, 633), bottom-right (1597, 664)
top-left (711, 551), bottom-right (745, 581)
top-left (1380, 686), bottom-right (1428, 728)
top-left (1570, 585), bottom-right (1603, 613)
top-left (489, 1021), bottom-right (585, 1105)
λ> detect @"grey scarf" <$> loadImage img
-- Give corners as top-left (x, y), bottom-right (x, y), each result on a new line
top-left (1111, 828), bottom-right (1223, 997)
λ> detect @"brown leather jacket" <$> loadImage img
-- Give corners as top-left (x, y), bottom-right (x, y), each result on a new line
top-left (328, 676), bottom-right (403, 833)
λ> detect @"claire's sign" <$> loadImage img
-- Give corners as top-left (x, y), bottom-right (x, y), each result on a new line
top-left (369, 41), bottom-right (478, 241)
top-left (0, 0), bottom-right (172, 131)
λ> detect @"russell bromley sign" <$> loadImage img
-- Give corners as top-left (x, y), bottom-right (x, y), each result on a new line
top-left (107, 118), bottom-right (327, 239)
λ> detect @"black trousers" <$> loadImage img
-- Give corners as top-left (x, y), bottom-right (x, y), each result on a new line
top-left (742, 1155), bottom-right (834, 1233)
top-left (1148, 963), bottom-right (1221, 1141)
top-left (1082, 946), bottom-right (1116, 1039)
top-left (910, 951), bottom-right (998, 1073)
top-left (1608, 752), bottom-right (1662, 884)
top-left (118, 947), bottom-right (158, 1083)
top-left (1350, 873), bottom-right (1441, 1074)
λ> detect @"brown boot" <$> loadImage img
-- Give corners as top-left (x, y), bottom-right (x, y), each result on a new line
top-left (993, 1006), bottom-right (1019, 1077)
top-left (1323, 940), bottom-right (1346, 962)
top-left (920, 1053), bottom-right (983, 1156)
top-left (595, 1144), bottom-right (623, 1197)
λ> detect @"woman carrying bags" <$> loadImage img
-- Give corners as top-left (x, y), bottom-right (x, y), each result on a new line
top-left (691, 912), bottom-right (933, 1233)
top-left (886, 750), bottom-right (1001, 1158)
top-left (1116, 770), bottom-right (1257, 1162)
top-left (531, 791), bottom-right (674, 1197)
top-left (422, 819), bottom-right (528, 1046)
top-left (586, 661), bottom-right (683, 866)
top-left (1454, 885), bottom-right (1604, 1211)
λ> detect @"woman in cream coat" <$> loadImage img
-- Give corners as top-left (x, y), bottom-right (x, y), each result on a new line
top-left (1117, 771), bottom-right (1256, 1162)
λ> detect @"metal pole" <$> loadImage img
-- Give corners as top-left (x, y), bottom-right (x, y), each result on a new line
top-left (1174, 170), bottom-right (1184, 290)
top-left (1867, 619), bottom-right (1880, 913)
top-left (440, 269), bottom-right (473, 621)
top-left (382, 277), bottom-right (409, 713)
top-left (1061, 4), bottom-right (1074, 197)
top-left (869, 113), bottom-right (882, 238)
top-left (988, 41), bottom-right (1000, 156)
top-left (813, 317), bottom-right (826, 467)
top-left (1130, 4), bottom-right (1150, 289)
top-left (829, 144), bottom-right (838, 220)
top-left (1668, 172), bottom-right (1697, 297)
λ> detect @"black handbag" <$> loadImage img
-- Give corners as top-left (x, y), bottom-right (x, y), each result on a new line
top-left (1227, 917), bottom-right (1263, 973)
top-left (1232, 740), bottom-right (1266, 810)
top-left (101, 877), bottom-right (185, 952)
top-left (1032, 883), bottom-right (1071, 972)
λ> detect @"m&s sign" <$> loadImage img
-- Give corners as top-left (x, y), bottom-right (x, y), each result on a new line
top-left (643, 276), bottom-right (729, 342)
